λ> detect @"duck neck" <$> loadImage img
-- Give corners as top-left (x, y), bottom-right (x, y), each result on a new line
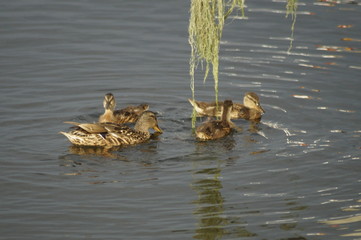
top-left (221, 106), bottom-right (232, 124)
top-left (99, 109), bottom-right (115, 122)
top-left (105, 109), bottom-right (113, 115)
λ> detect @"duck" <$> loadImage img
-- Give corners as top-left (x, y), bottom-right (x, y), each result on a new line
top-left (188, 92), bottom-right (265, 121)
top-left (196, 100), bottom-right (236, 140)
top-left (99, 93), bottom-right (149, 124)
top-left (60, 111), bottom-right (162, 147)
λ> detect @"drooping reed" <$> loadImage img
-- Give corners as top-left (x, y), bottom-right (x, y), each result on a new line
top-left (188, 0), bottom-right (245, 128)
top-left (188, 0), bottom-right (297, 128)
top-left (286, 0), bottom-right (298, 53)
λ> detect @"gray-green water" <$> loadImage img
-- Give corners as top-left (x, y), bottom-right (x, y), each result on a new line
top-left (1, 0), bottom-right (360, 239)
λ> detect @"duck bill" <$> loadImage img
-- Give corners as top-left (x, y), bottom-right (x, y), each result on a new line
top-left (104, 101), bottom-right (113, 110)
top-left (104, 102), bottom-right (110, 109)
top-left (153, 125), bottom-right (163, 133)
top-left (257, 105), bottom-right (265, 114)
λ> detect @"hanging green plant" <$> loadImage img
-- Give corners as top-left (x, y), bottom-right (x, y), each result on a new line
top-left (188, 0), bottom-right (245, 129)
top-left (188, 0), bottom-right (297, 129)
top-left (286, 0), bottom-right (298, 53)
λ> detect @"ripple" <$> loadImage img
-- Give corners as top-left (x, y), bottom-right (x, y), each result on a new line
top-left (262, 121), bottom-right (294, 137)
top-left (321, 214), bottom-right (361, 225)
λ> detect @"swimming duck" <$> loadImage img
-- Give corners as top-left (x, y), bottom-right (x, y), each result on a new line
top-left (99, 93), bottom-right (149, 124)
top-left (188, 92), bottom-right (265, 121)
top-left (196, 100), bottom-right (235, 140)
top-left (60, 111), bottom-right (162, 147)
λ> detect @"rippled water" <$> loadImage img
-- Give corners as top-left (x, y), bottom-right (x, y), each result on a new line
top-left (1, 0), bottom-right (360, 239)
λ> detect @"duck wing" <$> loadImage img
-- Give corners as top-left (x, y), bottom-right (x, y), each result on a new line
top-left (64, 121), bottom-right (107, 133)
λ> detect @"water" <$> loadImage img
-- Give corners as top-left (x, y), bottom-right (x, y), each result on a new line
top-left (1, 0), bottom-right (360, 239)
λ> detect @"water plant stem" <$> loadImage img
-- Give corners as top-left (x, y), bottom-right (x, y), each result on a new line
top-left (189, 0), bottom-right (244, 128)
top-left (286, 0), bottom-right (298, 53)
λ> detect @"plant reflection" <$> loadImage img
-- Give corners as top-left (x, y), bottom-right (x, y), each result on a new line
top-left (192, 167), bottom-right (227, 239)
top-left (191, 165), bottom-right (255, 239)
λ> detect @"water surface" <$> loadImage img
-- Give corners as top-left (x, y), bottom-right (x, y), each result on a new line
top-left (1, 0), bottom-right (360, 239)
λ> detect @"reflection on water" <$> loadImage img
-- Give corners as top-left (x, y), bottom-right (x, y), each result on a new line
top-left (191, 163), bottom-right (256, 239)
top-left (195, 135), bottom-right (236, 152)
top-left (192, 170), bottom-right (227, 240)
top-left (67, 145), bottom-right (126, 159)
top-left (247, 121), bottom-right (262, 134)
top-left (319, 198), bottom-right (361, 237)
top-left (59, 139), bottom-right (161, 180)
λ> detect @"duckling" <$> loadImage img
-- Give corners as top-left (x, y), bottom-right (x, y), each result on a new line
top-left (188, 92), bottom-right (265, 121)
top-left (196, 100), bottom-right (235, 140)
top-left (99, 93), bottom-right (149, 124)
top-left (98, 93), bottom-right (117, 123)
top-left (60, 111), bottom-right (162, 147)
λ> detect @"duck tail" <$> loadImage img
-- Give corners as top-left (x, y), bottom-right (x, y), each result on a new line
top-left (59, 131), bottom-right (77, 144)
top-left (188, 98), bottom-right (196, 107)
top-left (188, 98), bottom-right (203, 113)
top-left (63, 121), bottom-right (81, 126)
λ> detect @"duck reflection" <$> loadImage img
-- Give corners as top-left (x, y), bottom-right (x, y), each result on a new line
top-left (248, 121), bottom-right (262, 134)
top-left (67, 145), bottom-right (126, 159)
top-left (195, 135), bottom-right (236, 152)
top-left (191, 165), bottom-right (255, 239)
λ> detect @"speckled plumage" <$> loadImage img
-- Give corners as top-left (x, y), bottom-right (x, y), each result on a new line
top-left (99, 93), bottom-right (149, 124)
top-left (196, 100), bottom-right (234, 140)
top-left (61, 111), bottom-right (162, 147)
top-left (189, 92), bottom-right (265, 121)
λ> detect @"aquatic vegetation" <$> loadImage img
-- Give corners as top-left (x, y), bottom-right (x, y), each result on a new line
top-left (286, 0), bottom-right (298, 53)
top-left (188, 0), bottom-right (298, 128)
top-left (189, 0), bottom-right (245, 128)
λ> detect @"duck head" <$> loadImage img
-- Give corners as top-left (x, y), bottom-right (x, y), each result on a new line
top-left (243, 92), bottom-right (265, 114)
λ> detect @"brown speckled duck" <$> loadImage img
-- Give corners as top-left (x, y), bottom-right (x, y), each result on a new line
top-left (196, 100), bottom-right (235, 140)
top-left (99, 93), bottom-right (149, 124)
top-left (189, 92), bottom-right (265, 121)
top-left (60, 111), bottom-right (162, 147)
